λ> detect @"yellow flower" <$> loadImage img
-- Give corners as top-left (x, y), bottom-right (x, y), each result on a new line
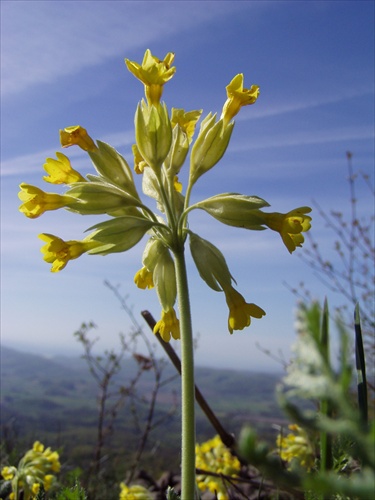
top-left (132, 144), bottom-right (148, 174)
top-left (119, 482), bottom-right (152, 500)
top-left (18, 183), bottom-right (74, 218)
top-left (276, 424), bottom-right (315, 471)
top-left (134, 266), bottom-right (154, 289)
top-left (43, 152), bottom-right (86, 184)
top-left (224, 286), bottom-right (265, 334)
top-left (59, 125), bottom-right (97, 152)
top-left (171, 108), bottom-right (202, 143)
top-left (31, 483), bottom-right (40, 496)
top-left (196, 435), bottom-right (241, 500)
top-left (125, 49), bottom-right (176, 105)
top-left (173, 175), bottom-right (183, 193)
top-left (262, 207), bottom-right (312, 253)
top-left (153, 308), bottom-right (180, 342)
top-left (1, 466), bottom-right (16, 480)
top-left (43, 474), bottom-right (54, 491)
top-left (221, 73), bottom-right (260, 124)
top-left (33, 441), bottom-right (44, 453)
top-left (39, 233), bottom-right (100, 272)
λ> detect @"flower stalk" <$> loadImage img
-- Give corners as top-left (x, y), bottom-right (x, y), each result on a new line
top-left (18, 49), bottom-right (312, 497)
top-left (173, 247), bottom-right (196, 499)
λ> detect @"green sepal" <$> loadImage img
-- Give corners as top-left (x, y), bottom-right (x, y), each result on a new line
top-left (189, 231), bottom-right (234, 292)
top-left (190, 193), bottom-right (269, 229)
top-left (86, 216), bottom-right (154, 255)
top-left (66, 182), bottom-right (142, 215)
top-left (135, 101), bottom-right (172, 170)
top-left (142, 238), bottom-right (177, 310)
top-left (189, 114), bottom-right (234, 184)
top-left (88, 141), bottom-right (140, 198)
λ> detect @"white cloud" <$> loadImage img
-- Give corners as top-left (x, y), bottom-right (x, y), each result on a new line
top-left (238, 88), bottom-right (374, 121)
top-left (1, 0), bottom-right (251, 95)
top-left (230, 125), bottom-right (374, 152)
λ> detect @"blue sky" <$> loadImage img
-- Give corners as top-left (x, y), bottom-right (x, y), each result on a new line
top-left (1, 1), bottom-right (374, 371)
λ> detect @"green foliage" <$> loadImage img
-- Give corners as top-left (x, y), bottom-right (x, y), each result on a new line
top-left (239, 300), bottom-right (375, 499)
top-left (51, 483), bottom-right (87, 500)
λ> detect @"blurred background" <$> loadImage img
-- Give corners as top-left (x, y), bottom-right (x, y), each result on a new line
top-left (1, 0), bottom-right (374, 371)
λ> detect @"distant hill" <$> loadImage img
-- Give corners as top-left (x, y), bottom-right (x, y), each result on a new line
top-left (1, 344), bottom-right (286, 475)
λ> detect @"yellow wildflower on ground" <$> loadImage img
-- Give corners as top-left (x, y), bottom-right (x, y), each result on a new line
top-left (1, 441), bottom-right (60, 500)
top-left (276, 424), bottom-right (315, 470)
top-left (196, 435), bottom-right (241, 500)
top-left (119, 482), bottom-right (153, 500)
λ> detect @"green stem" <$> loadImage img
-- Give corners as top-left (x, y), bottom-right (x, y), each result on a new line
top-left (173, 247), bottom-right (196, 499)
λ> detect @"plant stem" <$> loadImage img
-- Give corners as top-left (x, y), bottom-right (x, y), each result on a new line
top-left (173, 247), bottom-right (196, 499)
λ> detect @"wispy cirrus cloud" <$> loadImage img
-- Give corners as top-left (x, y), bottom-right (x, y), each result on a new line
top-left (239, 87), bottom-right (374, 121)
top-left (231, 125), bottom-right (374, 152)
top-left (1, 1), bottom-right (252, 96)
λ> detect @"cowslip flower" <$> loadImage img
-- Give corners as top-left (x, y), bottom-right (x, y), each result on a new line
top-left (125, 49), bottom-right (176, 105)
top-left (60, 125), bottom-right (97, 152)
top-left (171, 108), bottom-right (203, 144)
top-left (134, 266), bottom-right (154, 289)
top-left (261, 207), bottom-right (312, 253)
top-left (154, 307), bottom-right (180, 342)
top-left (132, 143), bottom-right (148, 174)
top-left (189, 232), bottom-right (265, 333)
top-left (119, 482), bottom-right (152, 500)
top-left (196, 435), bottom-right (241, 500)
top-left (276, 424), bottom-right (315, 471)
top-left (221, 73), bottom-right (260, 125)
top-left (224, 285), bottom-right (266, 334)
top-left (39, 234), bottom-right (101, 272)
top-left (1, 441), bottom-right (60, 500)
top-left (43, 152), bottom-right (86, 184)
top-left (18, 183), bottom-right (75, 218)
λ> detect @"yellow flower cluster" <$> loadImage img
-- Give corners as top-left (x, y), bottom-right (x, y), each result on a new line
top-left (1, 441), bottom-right (60, 500)
top-left (119, 482), bottom-right (152, 500)
top-left (276, 424), bottom-right (315, 471)
top-left (18, 49), bottom-right (311, 342)
top-left (195, 435), bottom-right (241, 500)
